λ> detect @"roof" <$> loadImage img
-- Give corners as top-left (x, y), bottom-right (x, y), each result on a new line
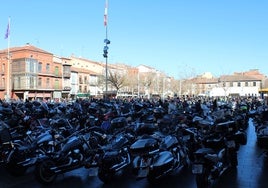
top-left (71, 67), bottom-right (99, 75)
top-left (219, 74), bottom-right (263, 82)
top-left (0, 44), bottom-right (53, 55)
top-left (70, 56), bottom-right (103, 66)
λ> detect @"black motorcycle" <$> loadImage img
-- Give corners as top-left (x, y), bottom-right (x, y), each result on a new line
top-left (146, 134), bottom-right (190, 183)
top-left (97, 130), bottom-right (135, 183)
top-left (191, 120), bottom-right (247, 188)
top-left (34, 126), bottom-right (104, 185)
top-left (130, 133), bottom-right (161, 180)
top-left (252, 106), bottom-right (268, 149)
top-left (4, 126), bottom-right (63, 176)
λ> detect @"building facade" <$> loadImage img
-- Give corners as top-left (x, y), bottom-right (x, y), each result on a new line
top-left (0, 44), bottom-right (73, 101)
top-left (0, 44), bottom-right (267, 101)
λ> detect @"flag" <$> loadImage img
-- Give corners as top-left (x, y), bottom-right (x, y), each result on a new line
top-left (104, 0), bottom-right (108, 26)
top-left (5, 18), bottom-right (10, 39)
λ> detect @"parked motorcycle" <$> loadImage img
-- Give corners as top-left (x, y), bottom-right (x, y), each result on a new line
top-left (34, 126), bottom-right (104, 185)
top-left (252, 106), bottom-right (268, 149)
top-left (191, 120), bottom-right (247, 188)
top-left (97, 130), bottom-right (135, 183)
top-left (146, 134), bottom-right (190, 183)
top-left (130, 133), bottom-right (161, 179)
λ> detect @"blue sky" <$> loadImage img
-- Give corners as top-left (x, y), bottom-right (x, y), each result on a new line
top-left (1, 0), bottom-right (268, 79)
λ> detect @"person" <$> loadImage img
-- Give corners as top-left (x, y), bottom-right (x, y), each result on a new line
top-left (168, 100), bottom-right (177, 114)
top-left (195, 99), bottom-right (203, 115)
top-left (212, 98), bottom-right (218, 111)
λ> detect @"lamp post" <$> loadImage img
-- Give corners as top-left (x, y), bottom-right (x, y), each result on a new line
top-left (103, 0), bottom-right (110, 100)
top-left (103, 38), bottom-right (110, 100)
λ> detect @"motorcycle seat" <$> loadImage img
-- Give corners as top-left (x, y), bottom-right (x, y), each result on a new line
top-left (205, 148), bottom-right (226, 163)
top-left (195, 148), bottom-right (214, 155)
top-left (104, 150), bottom-right (120, 157)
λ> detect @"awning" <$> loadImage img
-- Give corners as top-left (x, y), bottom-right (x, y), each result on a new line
top-left (77, 93), bottom-right (90, 97)
top-left (259, 88), bottom-right (268, 93)
top-left (28, 93), bottom-right (51, 98)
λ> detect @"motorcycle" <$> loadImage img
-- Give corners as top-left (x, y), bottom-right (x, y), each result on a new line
top-left (97, 130), bottom-right (135, 183)
top-left (146, 134), bottom-right (190, 183)
top-left (191, 120), bottom-right (247, 188)
top-left (252, 106), bottom-right (268, 149)
top-left (130, 133), bottom-right (161, 180)
top-left (4, 126), bottom-right (64, 176)
top-left (34, 126), bottom-right (104, 185)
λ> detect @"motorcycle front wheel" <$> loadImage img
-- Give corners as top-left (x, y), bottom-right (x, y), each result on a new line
top-left (230, 151), bottom-right (238, 167)
top-left (147, 172), bottom-right (159, 184)
top-left (196, 174), bottom-right (210, 188)
top-left (5, 151), bottom-right (28, 176)
top-left (98, 166), bottom-right (114, 184)
top-left (35, 159), bottom-right (57, 185)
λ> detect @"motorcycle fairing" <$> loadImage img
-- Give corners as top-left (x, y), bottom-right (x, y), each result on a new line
top-left (130, 137), bottom-right (158, 156)
top-left (151, 151), bottom-right (174, 167)
top-left (60, 136), bottom-right (83, 154)
top-left (159, 135), bottom-right (178, 150)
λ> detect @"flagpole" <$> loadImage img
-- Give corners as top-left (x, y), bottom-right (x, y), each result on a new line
top-left (103, 0), bottom-right (110, 100)
top-left (105, 23), bottom-right (108, 100)
top-left (6, 17), bottom-right (11, 100)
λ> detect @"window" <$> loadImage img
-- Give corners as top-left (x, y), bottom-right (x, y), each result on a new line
top-left (30, 60), bottom-right (34, 73)
top-left (46, 63), bottom-right (50, 73)
top-left (230, 82), bottom-right (233, 87)
top-left (2, 63), bottom-right (5, 72)
top-left (46, 78), bottom-right (50, 88)
top-left (237, 82), bottom-right (241, 87)
top-left (245, 82), bottom-right (248, 87)
top-left (38, 62), bottom-right (42, 72)
top-left (84, 86), bottom-right (87, 93)
top-left (55, 79), bottom-right (59, 89)
top-left (253, 82), bottom-right (256, 86)
top-left (18, 77), bottom-right (21, 89)
top-left (38, 78), bottom-right (42, 87)
top-left (2, 78), bottom-right (5, 87)
top-left (30, 76), bottom-right (35, 88)
top-left (55, 66), bottom-right (59, 76)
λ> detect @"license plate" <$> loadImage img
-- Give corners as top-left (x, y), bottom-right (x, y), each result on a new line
top-left (137, 167), bottom-right (149, 178)
top-left (192, 164), bottom-right (203, 174)
top-left (227, 140), bottom-right (236, 148)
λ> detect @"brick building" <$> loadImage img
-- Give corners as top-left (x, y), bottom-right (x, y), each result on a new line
top-left (0, 44), bottom-right (71, 101)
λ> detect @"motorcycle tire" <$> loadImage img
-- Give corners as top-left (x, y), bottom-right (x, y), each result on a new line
top-left (5, 161), bottom-right (27, 177)
top-left (5, 151), bottom-right (27, 176)
top-left (98, 166), bottom-right (114, 183)
top-left (35, 159), bottom-right (57, 185)
top-left (147, 172), bottom-right (159, 184)
top-left (196, 174), bottom-right (210, 188)
top-left (230, 152), bottom-right (238, 167)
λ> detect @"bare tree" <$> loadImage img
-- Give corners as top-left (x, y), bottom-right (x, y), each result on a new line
top-left (107, 70), bottom-right (126, 94)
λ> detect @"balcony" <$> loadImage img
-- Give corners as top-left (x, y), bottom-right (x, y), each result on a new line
top-left (63, 72), bottom-right (71, 78)
top-left (38, 71), bottom-right (55, 77)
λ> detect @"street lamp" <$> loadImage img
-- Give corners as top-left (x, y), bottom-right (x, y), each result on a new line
top-left (103, 38), bottom-right (110, 100)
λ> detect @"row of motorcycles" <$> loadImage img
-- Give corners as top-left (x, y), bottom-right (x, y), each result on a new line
top-left (249, 103), bottom-right (268, 154)
top-left (0, 99), bottom-right (249, 187)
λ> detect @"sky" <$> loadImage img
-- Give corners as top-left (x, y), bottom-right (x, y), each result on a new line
top-left (1, 0), bottom-right (268, 79)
